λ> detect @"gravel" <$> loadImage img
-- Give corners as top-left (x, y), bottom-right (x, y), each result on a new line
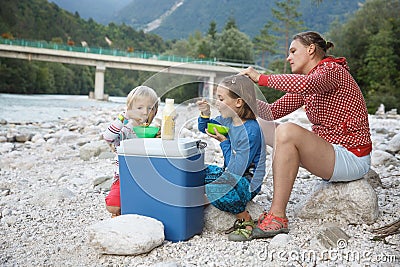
top-left (0, 105), bottom-right (399, 266)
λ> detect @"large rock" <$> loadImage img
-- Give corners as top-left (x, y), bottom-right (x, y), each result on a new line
top-left (32, 187), bottom-right (75, 207)
top-left (204, 200), bottom-right (265, 233)
top-left (372, 150), bottom-right (398, 167)
top-left (54, 130), bottom-right (81, 144)
top-left (296, 178), bottom-right (378, 225)
top-left (79, 140), bottom-right (110, 160)
top-left (387, 132), bottom-right (400, 153)
top-left (363, 169), bottom-right (383, 189)
top-left (88, 214), bottom-right (164, 255)
top-left (310, 225), bottom-right (350, 250)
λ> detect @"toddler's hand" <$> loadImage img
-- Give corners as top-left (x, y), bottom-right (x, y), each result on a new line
top-left (196, 99), bottom-right (210, 116)
top-left (125, 109), bottom-right (146, 126)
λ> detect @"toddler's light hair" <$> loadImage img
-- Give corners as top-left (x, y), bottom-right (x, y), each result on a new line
top-left (126, 86), bottom-right (159, 111)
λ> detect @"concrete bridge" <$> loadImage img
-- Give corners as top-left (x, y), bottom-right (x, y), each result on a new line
top-left (0, 41), bottom-right (255, 100)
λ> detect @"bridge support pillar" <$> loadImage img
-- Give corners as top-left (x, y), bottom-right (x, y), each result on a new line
top-left (94, 64), bottom-right (106, 100)
top-left (207, 75), bottom-right (215, 98)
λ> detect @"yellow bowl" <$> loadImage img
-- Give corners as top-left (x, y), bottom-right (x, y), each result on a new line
top-left (207, 123), bottom-right (229, 135)
top-left (133, 126), bottom-right (160, 138)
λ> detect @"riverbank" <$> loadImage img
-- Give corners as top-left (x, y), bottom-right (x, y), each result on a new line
top-left (0, 102), bottom-right (399, 266)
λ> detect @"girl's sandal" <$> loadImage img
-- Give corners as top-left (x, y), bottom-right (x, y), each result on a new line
top-left (225, 218), bottom-right (247, 234)
top-left (227, 219), bottom-right (256, 241)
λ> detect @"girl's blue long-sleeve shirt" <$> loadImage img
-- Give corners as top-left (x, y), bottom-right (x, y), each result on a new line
top-left (198, 115), bottom-right (266, 191)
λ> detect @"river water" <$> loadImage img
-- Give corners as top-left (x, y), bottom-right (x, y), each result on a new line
top-left (0, 93), bottom-right (126, 123)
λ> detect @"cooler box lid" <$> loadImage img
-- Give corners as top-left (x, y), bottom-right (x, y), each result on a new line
top-left (117, 138), bottom-right (203, 157)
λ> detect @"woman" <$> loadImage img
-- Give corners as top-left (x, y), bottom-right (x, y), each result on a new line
top-left (240, 31), bottom-right (372, 239)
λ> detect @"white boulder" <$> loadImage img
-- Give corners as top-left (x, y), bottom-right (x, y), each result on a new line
top-left (88, 214), bottom-right (164, 255)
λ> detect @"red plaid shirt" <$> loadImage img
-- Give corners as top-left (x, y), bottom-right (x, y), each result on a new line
top-left (257, 57), bottom-right (372, 157)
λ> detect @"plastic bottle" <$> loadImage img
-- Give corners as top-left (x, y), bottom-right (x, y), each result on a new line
top-left (161, 98), bottom-right (176, 140)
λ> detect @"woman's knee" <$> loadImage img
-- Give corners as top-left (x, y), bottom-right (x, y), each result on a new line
top-left (275, 122), bottom-right (300, 144)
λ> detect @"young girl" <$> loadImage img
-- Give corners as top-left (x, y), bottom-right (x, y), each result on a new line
top-left (103, 86), bottom-right (159, 217)
top-left (197, 75), bottom-right (266, 241)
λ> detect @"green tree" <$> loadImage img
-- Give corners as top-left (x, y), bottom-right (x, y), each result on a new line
top-left (188, 31), bottom-right (206, 58)
top-left (271, 0), bottom-right (304, 73)
top-left (213, 27), bottom-right (254, 64)
top-left (163, 39), bottom-right (191, 57)
top-left (253, 21), bottom-right (278, 68)
top-left (207, 20), bottom-right (217, 40)
top-left (224, 17), bottom-right (237, 31)
top-left (197, 39), bottom-right (212, 58)
top-left (360, 21), bottom-right (399, 113)
top-left (329, 0), bottom-right (400, 112)
top-left (196, 21), bottom-right (220, 59)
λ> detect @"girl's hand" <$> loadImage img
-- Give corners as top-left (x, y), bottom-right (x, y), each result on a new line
top-left (196, 99), bottom-right (211, 116)
top-left (206, 127), bottom-right (227, 142)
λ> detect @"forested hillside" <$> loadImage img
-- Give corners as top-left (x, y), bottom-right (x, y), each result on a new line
top-left (0, 0), bottom-right (167, 96)
top-left (139, 0), bottom-right (362, 40)
top-left (0, 0), bottom-right (399, 113)
top-left (51, 0), bottom-right (362, 40)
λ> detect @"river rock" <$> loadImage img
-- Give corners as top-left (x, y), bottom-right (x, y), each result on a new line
top-left (88, 214), bottom-right (164, 255)
top-left (32, 187), bottom-right (76, 207)
top-left (204, 200), bottom-right (264, 232)
top-left (387, 132), bottom-right (400, 153)
top-left (372, 150), bottom-right (398, 167)
top-left (15, 133), bottom-right (32, 142)
top-left (269, 233), bottom-right (292, 249)
top-left (31, 133), bottom-right (45, 143)
top-left (295, 178), bottom-right (378, 224)
top-left (58, 131), bottom-right (81, 144)
top-left (1, 102), bottom-right (399, 266)
top-left (363, 169), bottom-right (383, 189)
top-left (79, 140), bottom-right (110, 160)
top-left (310, 225), bottom-right (350, 250)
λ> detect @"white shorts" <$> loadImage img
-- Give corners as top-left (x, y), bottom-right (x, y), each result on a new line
top-left (330, 144), bottom-right (371, 182)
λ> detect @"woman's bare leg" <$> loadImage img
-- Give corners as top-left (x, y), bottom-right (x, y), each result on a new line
top-left (257, 118), bottom-right (279, 147)
top-left (269, 122), bottom-right (335, 218)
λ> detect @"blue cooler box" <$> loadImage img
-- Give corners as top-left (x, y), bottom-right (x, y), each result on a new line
top-left (117, 138), bottom-right (205, 242)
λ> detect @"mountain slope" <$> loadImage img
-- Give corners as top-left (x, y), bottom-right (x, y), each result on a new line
top-left (115, 0), bottom-right (179, 30)
top-left (49, 0), bottom-right (363, 40)
top-left (143, 0), bottom-right (363, 39)
top-left (49, 0), bottom-right (131, 24)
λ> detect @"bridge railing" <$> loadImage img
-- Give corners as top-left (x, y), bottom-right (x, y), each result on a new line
top-left (0, 37), bottom-right (268, 71)
top-left (0, 37), bottom-right (218, 65)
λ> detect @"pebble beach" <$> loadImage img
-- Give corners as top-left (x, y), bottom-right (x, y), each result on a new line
top-left (0, 96), bottom-right (399, 266)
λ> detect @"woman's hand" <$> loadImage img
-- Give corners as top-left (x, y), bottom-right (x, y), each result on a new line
top-left (239, 67), bottom-right (261, 83)
top-left (206, 127), bottom-right (227, 143)
top-left (196, 99), bottom-right (211, 116)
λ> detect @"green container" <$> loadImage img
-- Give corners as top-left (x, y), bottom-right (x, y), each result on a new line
top-left (207, 123), bottom-right (229, 135)
top-left (133, 126), bottom-right (160, 138)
